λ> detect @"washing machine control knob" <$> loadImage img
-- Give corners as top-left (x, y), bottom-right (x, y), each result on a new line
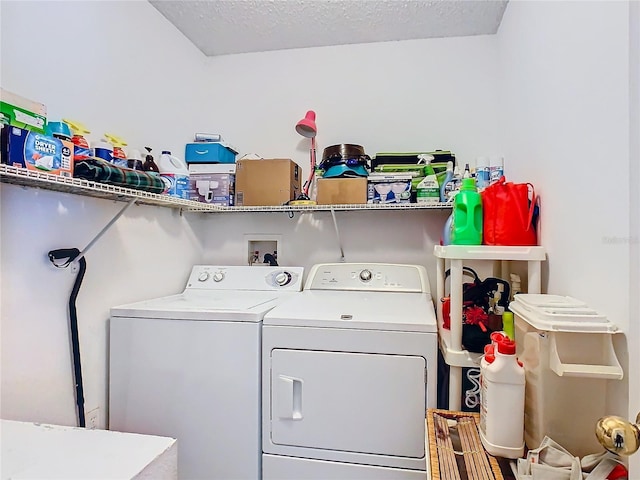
top-left (359, 269), bottom-right (372, 282)
top-left (198, 271), bottom-right (210, 282)
top-left (212, 271), bottom-right (225, 282)
top-left (275, 271), bottom-right (292, 286)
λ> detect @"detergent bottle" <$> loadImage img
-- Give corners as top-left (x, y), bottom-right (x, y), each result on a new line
top-left (63, 119), bottom-right (92, 162)
top-left (158, 150), bottom-right (190, 199)
top-left (105, 133), bottom-right (128, 168)
top-left (451, 177), bottom-right (482, 245)
top-left (92, 138), bottom-right (114, 163)
top-left (479, 337), bottom-right (525, 458)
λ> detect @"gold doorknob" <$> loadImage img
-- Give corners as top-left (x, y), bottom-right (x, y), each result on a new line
top-left (596, 412), bottom-right (640, 456)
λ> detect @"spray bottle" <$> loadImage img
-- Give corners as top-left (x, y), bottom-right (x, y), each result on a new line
top-left (439, 160), bottom-right (454, 202)
top-left (443, 164), bottom-right (461, 203)
top-left (62, 119), bottom-right (92, 162)
top-left (105, 133), bottom-right (128, 168)
top-left (416, 154), bottom-right (440, 204)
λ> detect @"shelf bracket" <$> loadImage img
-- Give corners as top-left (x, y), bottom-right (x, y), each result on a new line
top-left (71, 198), bottom-right (138, 266)
top-left (330, 207), bottom-right (346, 262)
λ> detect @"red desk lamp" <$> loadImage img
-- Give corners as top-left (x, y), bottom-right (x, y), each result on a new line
top-left (293, 110), bottom-right (317, 204)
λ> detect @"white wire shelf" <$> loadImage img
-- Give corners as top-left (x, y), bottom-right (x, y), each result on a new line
top-left (0, 164), bottom-right (452, 213)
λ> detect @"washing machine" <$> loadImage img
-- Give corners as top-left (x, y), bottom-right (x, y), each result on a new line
top-left (109, 265), bottom-right (303, 480)
top-left (261, 263), bottom-right (437, 479)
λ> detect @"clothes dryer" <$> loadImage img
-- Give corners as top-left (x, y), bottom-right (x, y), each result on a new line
top-left (261, 263), bottom-right (437, 479)
top-left (109, 265), bottom-right (303, 480)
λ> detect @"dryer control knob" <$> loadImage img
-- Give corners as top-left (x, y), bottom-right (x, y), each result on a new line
top-left (198, 271), bottom-right (210, 282)
top-left (359, 269), bottom-right (372, 282)
top-left (212, 271), bottom-right (225, 282)
top-left (275, 271), bottom-right (292, 286)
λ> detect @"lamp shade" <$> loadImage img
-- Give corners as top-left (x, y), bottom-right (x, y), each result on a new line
top-left (295, 110), bottom-right (317, 138)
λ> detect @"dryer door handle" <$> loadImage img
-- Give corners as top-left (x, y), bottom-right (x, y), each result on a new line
top-left (275, 375), bottom-right (303, 420)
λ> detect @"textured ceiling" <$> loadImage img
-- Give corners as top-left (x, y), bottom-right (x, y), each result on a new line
top-left (149, 0), bottom-right (509, 57)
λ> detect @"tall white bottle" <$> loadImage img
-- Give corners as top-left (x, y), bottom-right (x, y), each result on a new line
top-left (479, 337), bottom-right (525, 458)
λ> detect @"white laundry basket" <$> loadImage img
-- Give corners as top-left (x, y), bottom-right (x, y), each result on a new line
top-left (509, 294), bottom-right (623, 458)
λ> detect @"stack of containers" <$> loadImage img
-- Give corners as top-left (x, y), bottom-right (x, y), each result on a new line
top-left (184, 134), bottom-right (238, 206)
top-left (509, 294), bottom-right (623, 457)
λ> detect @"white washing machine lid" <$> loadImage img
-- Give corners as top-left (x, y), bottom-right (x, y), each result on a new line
top-left (263, 290), bottom-right (437, 332)
top-left (111, 290), bottom-right (297, 322)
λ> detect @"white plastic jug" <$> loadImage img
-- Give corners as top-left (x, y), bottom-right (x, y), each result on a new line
top-left (158, 151), bottom-right (190, 199)
top-left (479, 336), bottom-right (525, 459)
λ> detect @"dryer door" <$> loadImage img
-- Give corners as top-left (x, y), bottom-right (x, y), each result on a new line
top-left (270, 349), bottom-right (426, 458)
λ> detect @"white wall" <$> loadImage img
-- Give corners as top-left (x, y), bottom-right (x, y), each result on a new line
top-left (497, 0), bottom-right (635, 424)
top-left (199, 36), bottom-right (500, 281)
top-left (0, 1), bottom-right (208, 427)
top-left (201, 36), bottom-right (501, 174)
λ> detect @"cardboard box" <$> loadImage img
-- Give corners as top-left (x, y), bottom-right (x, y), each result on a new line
top-left (316, 177), bottom-right (367, 205)
top-left (188, 172), bottom-right (235, 206)
top-left (1, 126), bottom-right (73, 177)
top-left (185, 142), bottom-right (237, 164)
top-left (367, 173), bottom-right (412, 204)
top-left (0, 89), bottom-right (47, 134)
top-left (235, 158), bottom-right (301, 206)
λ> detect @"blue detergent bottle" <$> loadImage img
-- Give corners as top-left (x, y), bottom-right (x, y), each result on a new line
top-left (451, 177), bottom-right (483, 245)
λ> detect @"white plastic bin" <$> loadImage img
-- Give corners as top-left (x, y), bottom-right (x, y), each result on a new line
top-left (509, 294), bottom-right (622, 458)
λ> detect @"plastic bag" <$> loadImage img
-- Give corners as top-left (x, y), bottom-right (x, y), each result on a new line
top-left (482, 177), bottom-right (538, 246)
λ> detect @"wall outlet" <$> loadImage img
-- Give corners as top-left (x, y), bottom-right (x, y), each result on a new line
top-left (86, 407), bottom-right (99, 430)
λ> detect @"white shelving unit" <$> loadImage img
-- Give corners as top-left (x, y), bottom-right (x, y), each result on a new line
top-left (434, 244), bottom-right (546, 411)
top-left (0, 165), bottom-right (452, 213)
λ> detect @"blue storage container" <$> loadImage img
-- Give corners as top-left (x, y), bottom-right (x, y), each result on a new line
top-left (185, 142), bottom-right (237, 164)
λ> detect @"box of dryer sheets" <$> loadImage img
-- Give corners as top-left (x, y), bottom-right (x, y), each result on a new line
top-left (235, 158), bottom-right (301, 206)
top-left (188, 164), bottom-right (235, 206)
top-left (367, 173), bottom-right (412, 204)
top-left (1, 125), bottom-right (73, 177)
top-left (316, 177), bottom-right (367, 205)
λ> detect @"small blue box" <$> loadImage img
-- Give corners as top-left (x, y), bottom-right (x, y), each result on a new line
top-left (185, 142), bottom-right (237, 164)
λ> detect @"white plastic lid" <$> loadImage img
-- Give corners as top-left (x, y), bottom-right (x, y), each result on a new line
top-left (510, 294), bottom-right (618, 333)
